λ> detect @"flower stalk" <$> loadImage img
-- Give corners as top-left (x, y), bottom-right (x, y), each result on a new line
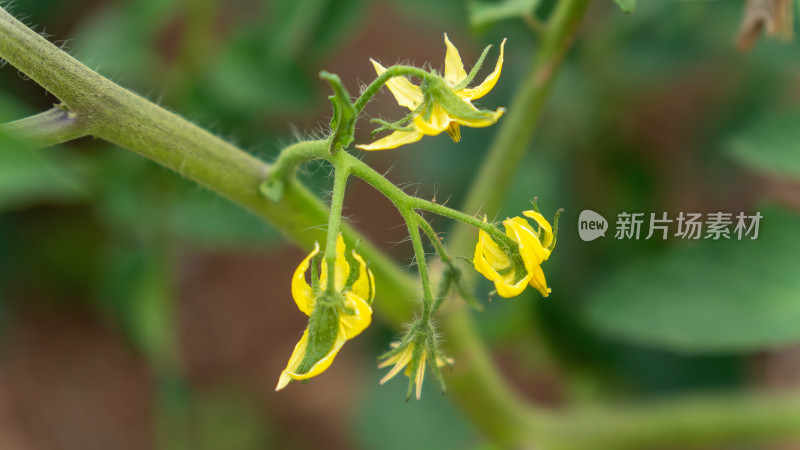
top-left (325, 159), bottom-right (350, 291)
top-left (402, 212), bottom-right (435, 323)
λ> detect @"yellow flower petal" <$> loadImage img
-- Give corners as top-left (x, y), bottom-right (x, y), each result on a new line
top-left (370, 59), bottom-right (423, 110)
top-left (275, 329), bottom-right (311, 391)
top-left (283, 330), bottom-right (348, 382)
top-left (415, 353), bottom-right (427, 400)
top-left (528, 263), bottom-right (551, 298)
top-left (437, 355), bottom-right (455, 367)
top-left (355, 129), bottom-right (424, 151)
top-left (472, 230), bottom-right (494, 274)
top-left (493, 274), bottom-right (531, 298)
top-left (473, 229), bottom-right (530, 298)
top-left (320, 233), bottom-right (349, 292)
top-left (350, 249), bottom-right (375, 304)
top-left (291, 242), bottom-right (320, 316)
top-left (479, 230), bottom-right (511, 269)
top-left (443, 33), bottom-right (467, 87)
top-left (367, 264), bottom-right (376, 303)
top-left (458, 38), bottom-right (506, 101)
top-left (378, 350), bottom-right (403, 370)
top-left (334, 234), bottom-right (349, 290)
top-left (522, 210), bottom-right (553, 234)
top-left (379, 346), bottom-right (413, 385)
top-left (412, 104), bottom-right (453, 136)
top-left (523, 210), bottom-right (554, 249)
top-left (340, 292), bottom-right (372, 340)
top-left (505, 217), bottom-right (549, 264)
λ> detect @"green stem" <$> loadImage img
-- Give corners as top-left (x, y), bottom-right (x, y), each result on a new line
top-left (416, 213), bottom-right (453, 266)
top-left (264, 123), bottom-right (517, 249)
top-left (338, 149), bottom-right (515, 247)
top-left (410, 197), bottom-right (516, 248)
top-left (402, 212), bottom-right (434, 322)
top-left (271, 140), bottom-right (329, 171)
top-left (354, 65), bottom-right (438, 113)
top-left (416, 213), bottom-right (460, 314)
top-left (0, 6), bottom-right (415, 323)
top-left (261, 139), bottom-right (332, 200)
top-left (325, 157), bottom-right (350, 291)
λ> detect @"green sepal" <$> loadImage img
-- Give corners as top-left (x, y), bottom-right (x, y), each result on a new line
top-left (426, 343), bottom-right (448, 396)
top-left (496, 240), bottom-right (529, 286)
top-left (531, 197), bottom-right (541, 214)
top-left (295, 297), bottom-right (341, 375)
top-left (531, 197), bottom-right (560, 251)
top-left (377, 330), bottom-right (414, 362)
top-left (310, 252), bottom-right (322, 291)
top-left (343, 241), bottom-right (361, 292)
top-left (452, 44), bottom-right (493, 91)
top-left (320, 71), bottom-right (356, 154)
top-left (549, 208), bottom-right (563, 252)
top-left (369, 117), bottom-right (415, 137)
top-left (428, 80), bottom-right (500, 122)
top-left (456, 256), bottom-right (475, 268)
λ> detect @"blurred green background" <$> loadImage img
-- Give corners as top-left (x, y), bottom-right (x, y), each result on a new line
top-left (1, 0), bottom-right (800, 448)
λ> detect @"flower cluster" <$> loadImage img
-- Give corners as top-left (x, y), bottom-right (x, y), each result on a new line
top-left (356, 34), bottom-right (506, 151)
top-left (273, 35), bottom-right (561, 400)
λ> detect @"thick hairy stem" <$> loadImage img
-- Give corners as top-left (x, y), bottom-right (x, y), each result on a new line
top-left (0, 6), bottom-right (414, 323)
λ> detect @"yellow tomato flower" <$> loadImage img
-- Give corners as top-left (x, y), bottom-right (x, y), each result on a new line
top-left (473, 210), bottom-right (555, 298)
top-left (356, 34), bottom-right (506, 151)
top-left (378, 342), bottom-right (453, 400)
top-left (275, 234), bottom-right (375, 391)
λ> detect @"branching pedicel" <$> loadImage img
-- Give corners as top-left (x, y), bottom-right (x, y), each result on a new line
top-left (266, 34), bottom-right (560, 400)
